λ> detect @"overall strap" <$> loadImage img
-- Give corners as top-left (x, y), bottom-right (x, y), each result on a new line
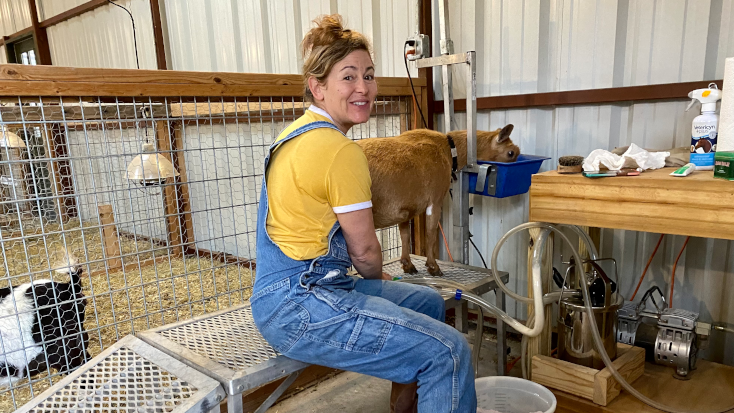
top-left (269, 121), bottom-right (343, 153)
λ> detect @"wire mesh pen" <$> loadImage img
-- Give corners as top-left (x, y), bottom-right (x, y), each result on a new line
top-left (0, 65), bottom-right (424, 410)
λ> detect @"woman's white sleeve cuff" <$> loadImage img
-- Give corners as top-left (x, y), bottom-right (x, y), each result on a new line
top-left (332, 201), bottom-right (373, 214)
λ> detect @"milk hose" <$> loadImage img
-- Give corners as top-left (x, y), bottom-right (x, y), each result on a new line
top-left (407, 223), bottom-right (731, 412)
top-left (493, 222), bottom-right (734, 413)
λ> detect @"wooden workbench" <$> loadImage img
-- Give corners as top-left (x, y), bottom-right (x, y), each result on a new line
top-left (529, 168), bottom-right (734, 240)
top-left (527, 167), bottom-right (734, 412)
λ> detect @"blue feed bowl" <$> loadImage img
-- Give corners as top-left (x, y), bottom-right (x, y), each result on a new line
top-left (467, 154), bottom-right (551, 198)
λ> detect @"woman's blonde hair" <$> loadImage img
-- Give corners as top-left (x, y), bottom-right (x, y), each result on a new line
top-left (301, 14), bottom-right (373, 102)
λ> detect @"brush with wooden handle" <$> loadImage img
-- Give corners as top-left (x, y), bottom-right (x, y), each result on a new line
top-left (558, 155), bottom-right (584, 174)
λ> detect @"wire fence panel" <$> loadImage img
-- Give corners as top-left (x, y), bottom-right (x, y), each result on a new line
top-left (0, 93), bottom-right (412, 410)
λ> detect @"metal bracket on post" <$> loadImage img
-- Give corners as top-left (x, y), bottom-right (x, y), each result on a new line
top-left (474, 164), bottom-right (498, 196)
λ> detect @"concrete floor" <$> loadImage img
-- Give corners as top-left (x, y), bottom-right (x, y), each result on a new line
top-left (266, 325), bottom-right (523, 413)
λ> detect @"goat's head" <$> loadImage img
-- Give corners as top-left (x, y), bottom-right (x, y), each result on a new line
top-left (477, 124), bottom-right (519, 163)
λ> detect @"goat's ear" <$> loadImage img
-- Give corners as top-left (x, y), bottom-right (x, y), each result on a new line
top-left (497, 124), bottom-right (514, 143)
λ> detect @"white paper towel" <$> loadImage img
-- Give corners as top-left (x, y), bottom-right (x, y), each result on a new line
top-left (718, 57), bottom-right (734, 152)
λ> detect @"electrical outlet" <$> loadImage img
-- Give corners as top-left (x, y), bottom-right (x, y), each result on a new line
top-left (407, 34), bottom-right (430, 60)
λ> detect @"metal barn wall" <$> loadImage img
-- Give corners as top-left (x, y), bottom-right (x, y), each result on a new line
top-left (435, 0), bottom-right (734, 365)
top-left (66, 128), bottom-right (168, 241)
top-left (161, 0), bottom-right (419, 76)
top-left (42, 0), bottom-right (158, 69)
top-left (0, 0), bottom-right (30, 37)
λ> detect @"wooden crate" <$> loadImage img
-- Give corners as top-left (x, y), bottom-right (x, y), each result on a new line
top-left (531, 343), bottom-right (645, 406)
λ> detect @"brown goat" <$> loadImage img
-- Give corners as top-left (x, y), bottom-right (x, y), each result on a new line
top-left (356, 125), bottom-right (519, 276)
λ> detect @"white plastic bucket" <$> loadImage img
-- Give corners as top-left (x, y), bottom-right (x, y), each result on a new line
top-left (475, 376), bottom-right (557, 413)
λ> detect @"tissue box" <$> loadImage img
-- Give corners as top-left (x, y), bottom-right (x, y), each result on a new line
top-left (714, 152), bottom-right (734, 181)
top-left (468, 154), bottom-right (550, 198)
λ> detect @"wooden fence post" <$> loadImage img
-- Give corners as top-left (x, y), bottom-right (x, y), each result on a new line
top-left (98, 204), bottom-right (122, 271)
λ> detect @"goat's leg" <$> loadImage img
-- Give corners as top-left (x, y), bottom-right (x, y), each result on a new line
top-left (398, 221), bottom-right (417, 274)
top-left (425, 204), bottom-right (444, 277)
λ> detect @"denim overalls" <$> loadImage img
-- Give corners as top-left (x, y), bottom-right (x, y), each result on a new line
top-left (250, 120), bottom-right (476, 412)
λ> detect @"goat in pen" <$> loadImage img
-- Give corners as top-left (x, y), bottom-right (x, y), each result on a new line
top-left (0, 253), bottom-right (89, 389)
top-left (358, 125), bottom-right (519, 276)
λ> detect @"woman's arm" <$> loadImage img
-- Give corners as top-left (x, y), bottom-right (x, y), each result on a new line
top-left (336, 208), bottom-right (385, 279)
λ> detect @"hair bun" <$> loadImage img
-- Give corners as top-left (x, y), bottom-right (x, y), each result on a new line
top-left (302, 14), bottom-right (349, 60)
top-left (300, 14), bottom-right (373, 102)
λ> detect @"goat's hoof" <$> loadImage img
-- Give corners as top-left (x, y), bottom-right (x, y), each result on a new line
top-left (427, 265), bottom-right (444, 277)
top-left (401, 259), bottom-right (418, 274)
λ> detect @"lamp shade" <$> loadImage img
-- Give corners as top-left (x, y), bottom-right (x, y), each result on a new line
top-left (0, 126), bottom-right (26, 148)
top-left (126, 143), bottom-right (180, 186)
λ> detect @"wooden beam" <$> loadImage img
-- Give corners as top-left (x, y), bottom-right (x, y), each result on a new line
top-left (409, 0), bottom-right (434, 256)
top-left (171, 124), bottom-right (195, 252)
top-left (0, 27), bottom-right (34, 47)
top-left (149, 0), bottom-right (167, 70)
top-left (436, 79), bottom-right (725, 112)
top-left (39, 0), bottom-right (108, 28)
top-left (49, 123), bottom-right (77, 219)
top-left (0, 64), bottom-right (424, 97)
top-left (27, 0), bottom-right (52, 65)
top-left (156, 121), bottom-right (182, 256)
top-left (98, 204), bottom-right (123, 270)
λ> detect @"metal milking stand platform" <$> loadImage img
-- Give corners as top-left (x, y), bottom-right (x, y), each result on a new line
top-left (407, 0), bottom-right (507, 377)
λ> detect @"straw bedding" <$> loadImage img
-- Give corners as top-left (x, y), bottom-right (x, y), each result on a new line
top-left (0, 220), bottom-right (252, 410)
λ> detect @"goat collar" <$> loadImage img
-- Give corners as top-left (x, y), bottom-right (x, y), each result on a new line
top-left (447, 134), bottom-right (458, 181)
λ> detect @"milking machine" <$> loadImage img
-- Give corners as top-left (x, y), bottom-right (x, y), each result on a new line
top-left (405, 221), bottom-right (734, 413)
top-left (617, 285), bottom-right (704, 379)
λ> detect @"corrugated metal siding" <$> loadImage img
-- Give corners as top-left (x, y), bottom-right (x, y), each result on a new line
top-left (436, 0), bottom-right (734, 364)
top-left (163, 0), bottom-right (417, 75)
top-left (46, 0), bottom-right (157, 69)
top-left (0, 0), bottom-right (30, 37)
top-left (36, 0), bottom-right (88, 20)
top-left (67, 127), bottom-right (167, 241)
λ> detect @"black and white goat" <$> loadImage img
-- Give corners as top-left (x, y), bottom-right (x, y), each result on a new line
top-left (0, 263), bottom-right (89, 388)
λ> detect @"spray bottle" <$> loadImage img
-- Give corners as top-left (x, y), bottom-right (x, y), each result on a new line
top-left (686, 83), bottom-right (723, 170)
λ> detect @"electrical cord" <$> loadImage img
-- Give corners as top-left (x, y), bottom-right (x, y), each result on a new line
top-left (669, 236), bottom-right (690, 306)
top-left (106, 0), bottom-right (140, 69)
top-left (403, 42), bottom-right (427, 128)
top-left (469, 236), bottom-right (487, 269)
top-left (630, 233), bottom-right (665, 301)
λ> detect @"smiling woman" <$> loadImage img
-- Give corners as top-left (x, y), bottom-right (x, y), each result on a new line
top-left (250, 14), bottom-right (476, 413)
top-left (302, 18), bottom-right (377, 133)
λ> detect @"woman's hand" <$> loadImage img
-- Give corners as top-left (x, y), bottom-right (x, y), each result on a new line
top-left (382, 271), bottom-right (393, 280)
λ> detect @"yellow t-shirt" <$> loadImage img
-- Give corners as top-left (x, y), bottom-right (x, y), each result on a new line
top-left (266, 107), bottom-right (372, 260)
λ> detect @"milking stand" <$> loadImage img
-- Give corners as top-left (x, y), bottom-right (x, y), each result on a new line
top-left (409, 0), bottom-right (507, 377)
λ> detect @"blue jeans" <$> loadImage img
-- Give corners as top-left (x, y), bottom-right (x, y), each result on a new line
top-left (251, 120), bottom-right (476, 412)
top-left (251, 271), bottom-right (476, 412)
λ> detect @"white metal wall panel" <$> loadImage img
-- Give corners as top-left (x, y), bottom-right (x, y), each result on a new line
top-left (36, 0), bottom-right (87, 20)
top-left (182, 122), bottom-right (272, 259)
top-left (0, 0), bottom-right (30, 37)
top-left (163, 0), bottom-right (417, 76)
top-left (715, 0), bottom-right (734, 78)
top-left (67, 128), bottom-right (167, 242)
top-left (46, 0), bottom-right (157, 69)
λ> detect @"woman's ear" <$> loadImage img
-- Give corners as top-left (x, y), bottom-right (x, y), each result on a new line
top-left (308, 76), bottom-right (325, 101)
